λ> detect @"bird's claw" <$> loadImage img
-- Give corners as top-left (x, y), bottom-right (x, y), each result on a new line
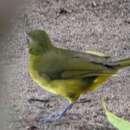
top-left (36, 104), bottom-right (73, 122)
top-left (36, 112), bottom-right (62, 122)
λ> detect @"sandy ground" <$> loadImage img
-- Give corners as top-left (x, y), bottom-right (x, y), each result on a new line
top-left (1, 0), bottom-right (130, 130)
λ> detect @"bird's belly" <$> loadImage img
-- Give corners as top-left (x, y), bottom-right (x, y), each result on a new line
top-left (29, 63), bottom-right (112, 103)
top-left (29, 71), bottom-right (86, 103)
top-left (46, 75), bottom-right (111, 103)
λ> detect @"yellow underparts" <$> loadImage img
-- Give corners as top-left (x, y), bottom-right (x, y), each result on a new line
top-left (28, 56), bottom-right (112, 104)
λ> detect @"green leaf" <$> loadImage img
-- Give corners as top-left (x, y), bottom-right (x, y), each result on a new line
top-left (101, 98), bottom-right (130, 130)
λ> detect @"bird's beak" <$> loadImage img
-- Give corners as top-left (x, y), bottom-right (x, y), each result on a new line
top-left (24, 32), bottom-right (31, 44)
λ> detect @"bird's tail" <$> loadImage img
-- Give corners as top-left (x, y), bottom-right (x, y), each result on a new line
top-left (110, 58), bottom-right (130, 70)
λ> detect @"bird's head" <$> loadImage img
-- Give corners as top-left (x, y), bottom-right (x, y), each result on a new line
top-left (25, 29), bottom-right (54, 55)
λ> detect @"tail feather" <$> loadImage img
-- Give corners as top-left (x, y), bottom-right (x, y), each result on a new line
top-left (111, 58), bottom-right (130, 70)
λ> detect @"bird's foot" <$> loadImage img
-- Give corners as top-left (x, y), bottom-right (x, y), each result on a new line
top-left (36, 111), bottom-right (63, 122)
top-left (36, 103), bottom-right (73, 122)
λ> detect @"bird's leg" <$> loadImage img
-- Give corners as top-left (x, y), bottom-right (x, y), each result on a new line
top-left (36, 103), bottom-right (73, 122)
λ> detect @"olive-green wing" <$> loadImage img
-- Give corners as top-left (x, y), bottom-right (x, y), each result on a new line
top-left (39, 49), bottom-right (114, 80)
top-left (61, 54), bottom-right (114, 79)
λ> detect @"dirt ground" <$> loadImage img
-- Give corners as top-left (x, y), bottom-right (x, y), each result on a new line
top-left (1, 0), bottom-right (130, 130)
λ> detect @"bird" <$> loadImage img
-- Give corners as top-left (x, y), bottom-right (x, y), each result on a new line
top-left (26, 29), bottom-right (130, 122)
